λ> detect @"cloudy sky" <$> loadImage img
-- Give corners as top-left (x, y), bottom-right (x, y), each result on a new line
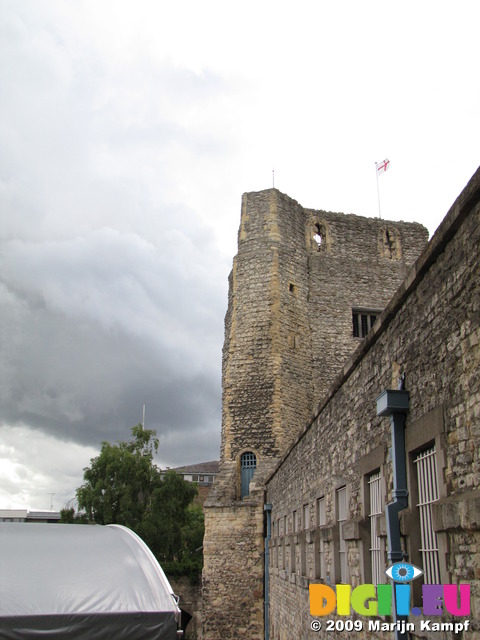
top-left (1, 0), bottom-right (479, 511)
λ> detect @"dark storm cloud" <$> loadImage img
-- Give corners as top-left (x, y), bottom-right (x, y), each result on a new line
top-left (0, 224), bottom-right (226, 459)
top-left (0, 2), bottom-right (234, 473)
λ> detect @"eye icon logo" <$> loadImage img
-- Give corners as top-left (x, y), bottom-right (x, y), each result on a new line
top-left (385, 562), bottom-right (423, 583)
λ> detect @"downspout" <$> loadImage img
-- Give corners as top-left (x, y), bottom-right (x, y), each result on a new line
top-left (264, 503), bottom-right (272, 640)
top-left (376, 389), bottom-right (409, 640)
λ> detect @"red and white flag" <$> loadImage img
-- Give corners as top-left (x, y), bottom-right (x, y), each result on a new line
top-left (376, 158), bottom-right (390, 175)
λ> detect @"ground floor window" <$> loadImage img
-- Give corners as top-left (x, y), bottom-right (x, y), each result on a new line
top-left (414, 446), bottom-right (441, 583)
top-left (336, 486), bottom-right (347, 583)
top-left (317, 496), bottom-right (326, 580)
top-left (368, 470), bottom-right (384, 585)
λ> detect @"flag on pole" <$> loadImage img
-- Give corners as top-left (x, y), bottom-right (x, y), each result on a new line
top-left (376, 158), bottom-right (390, 175)
top-left (375, 158), bottom-right (390, 218)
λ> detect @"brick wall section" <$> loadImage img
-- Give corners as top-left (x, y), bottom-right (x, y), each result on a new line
top-left (202, 188), bottom-right (428, 639)
top-left (265, 167), bottom-right (480, 640)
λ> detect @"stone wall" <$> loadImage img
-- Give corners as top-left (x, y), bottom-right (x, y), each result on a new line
top-left (169, 576), bottom-right (202, 640)
top-left (202, 500), bottom-right (265, 639)
top-left (202, 188), bottom-right (428, 639)
top-left (305, 209), bottom-right (428, 405)
top-left (265, 167), bottom-right (480, 639)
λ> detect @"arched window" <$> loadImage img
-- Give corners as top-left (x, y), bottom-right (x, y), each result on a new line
top-left (240, 452), bottom-right (257, 498)
top-left (311, 219), bottom-right (329, 252)
top-left (313, 222), bottom-right (324, 249)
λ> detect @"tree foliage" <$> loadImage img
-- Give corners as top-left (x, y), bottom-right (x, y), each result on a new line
top-left (75, 425), bottom-right (204, 581)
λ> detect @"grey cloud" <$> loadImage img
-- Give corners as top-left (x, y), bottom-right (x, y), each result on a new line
top-left (0, 220), bottom-right (225, 460)
top-left (1, 4), bottom-right (229, 473)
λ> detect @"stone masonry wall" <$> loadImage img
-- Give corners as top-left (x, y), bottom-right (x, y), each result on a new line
top-left (265, 167), bottom-right (480, 640)
top-left (305, 210), bottom-right (428, 405)
top-left (202, 500), bottom-right (265, 640)
top-left (203, 188), bottom-right (428, 640)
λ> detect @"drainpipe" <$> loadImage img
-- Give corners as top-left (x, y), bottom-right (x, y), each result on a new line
top-left (376, 389), bottom-right (409, 640)
top-left (264, 503), bottom-right (272, 640)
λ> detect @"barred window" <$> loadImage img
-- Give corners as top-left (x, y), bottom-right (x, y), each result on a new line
top-left (293, 510), bottom-right (299, 532)
top-left (352, 309), bottom-right (380, 338)
top-left (337, 487), bottom-right (347, 583)
top-left (240, 452), bottom-right (256, 498)
top-left (414, 446), bottom-right (440, 583)
top-left (368, 471), bottom-right (384, 585)
top-left (317, 496), bottom-right (326, 580)
top-left (303, 504), bottom-right (310, 530)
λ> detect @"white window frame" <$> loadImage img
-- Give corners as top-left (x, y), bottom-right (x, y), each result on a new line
top-left (336, 486), bottom-right (348, 583)
top-left (368, 470), bottom-right (384, 585)
top-left (317, 496), bottom-right (326, 580)
top-left (414, 446), bottom-right (441, 584)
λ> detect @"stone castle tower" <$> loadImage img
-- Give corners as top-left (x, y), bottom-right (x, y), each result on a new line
top-left (202, 189), bottom-right (429, 640)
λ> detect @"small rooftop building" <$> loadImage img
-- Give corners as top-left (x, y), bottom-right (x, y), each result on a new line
top-left (0, 508), bottom-right (61, 523)
top-left (169, 461), bottom-right (219, 486)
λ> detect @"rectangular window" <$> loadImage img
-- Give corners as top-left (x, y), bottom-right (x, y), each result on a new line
top-left (352, 309), bottom-right (380, 338)
top-left (337, 487), bottom-right (347, 583)
top-left (303, 503), bottom-right (310, 530)
top-left (317, 497), bottom-right (326, 580)
top-left (368, 471), bottom-right (384, 585)
top-left (414, 446), bottom-right (441, 584)
top-left (293, 510), bottom-right (299, 532)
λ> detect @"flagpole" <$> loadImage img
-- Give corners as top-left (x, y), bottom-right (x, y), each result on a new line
top-left (375, 162), bottom-right (382, 219)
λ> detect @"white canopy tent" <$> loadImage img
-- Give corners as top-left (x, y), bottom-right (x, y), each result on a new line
top-left (0, 523), bottom-right (182, 639)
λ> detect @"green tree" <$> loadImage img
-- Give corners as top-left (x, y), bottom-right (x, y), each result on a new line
top-left (59, 507), bottom-right (76, 523)
top-left (77, 425), bottom-right (160, 527)
top-left (138, 470), bottom-right (197, 560)
top-left (76, 425), bottom-right (204, 580)
top-left (59, 507), bottom-right (88, 524)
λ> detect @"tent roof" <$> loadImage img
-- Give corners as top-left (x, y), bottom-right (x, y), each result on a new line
top-left (0, 523), bottom-right (180, 639)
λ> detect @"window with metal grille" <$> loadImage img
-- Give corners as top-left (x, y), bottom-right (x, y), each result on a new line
top-left (317, 496), bottom-right (326, 580)
top-left (336, 486), bottom-right (347, 583)
top-left (352, 309), bottom-right (380, 338)
top-left (368, 471), bottom-right (384, 585)
top-left (303, 504), bottom-right (310, 530)
top-left (240, 452), bottom-right (256, 498)
top-left (301, 505), bottom-right (309, 576)
top-left (291, 512), bottom-right (297, 574)
top-left (414, 446), bottom-right (441, 583)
